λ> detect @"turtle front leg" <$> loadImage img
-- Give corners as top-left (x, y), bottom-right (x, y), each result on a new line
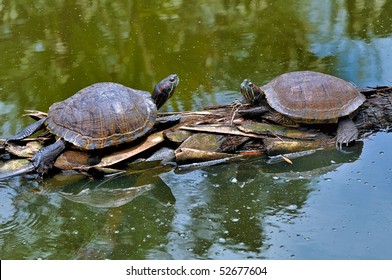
top-left (32, 138), bottom-right (66, 175)
top-left (6, 117), bottom-right (47, 142)
top-left (336, 116), bottom-right (359, 149)
top-left (238, 105), bottom-right (270, 118)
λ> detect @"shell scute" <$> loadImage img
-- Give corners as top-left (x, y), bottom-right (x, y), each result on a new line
top-left (262, 71), bottom-right (365, 123)
top-left (46, 82), bottom-right (156, 149)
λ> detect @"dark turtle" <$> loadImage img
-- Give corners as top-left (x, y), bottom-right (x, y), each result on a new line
top-left (6, 74), bottom-right (179, 175)
top-left (240, 71), bottom-right (366, 148)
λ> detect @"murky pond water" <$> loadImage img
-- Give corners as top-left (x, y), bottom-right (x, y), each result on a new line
top-left (1, 0), bottom-right (392, 259)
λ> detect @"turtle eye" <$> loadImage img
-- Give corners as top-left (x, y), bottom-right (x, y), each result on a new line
top-left (169, 74), bottom-right (177, 82)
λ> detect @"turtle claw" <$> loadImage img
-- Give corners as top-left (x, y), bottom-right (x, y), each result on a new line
top-left (231, 98), bottom-right (246, 106)
top-left (6, 118), bottom-right (47, 142)
top-left (31, 139), bottom-right (66, 175)
top-left (32, 150), bottom-right (54, 176)
top-left (336, 117), bottom-right (359, 150)
top-left (336, 138), bottom-right (349, 150)
top-left (336, 131), bottom-right (357, 150)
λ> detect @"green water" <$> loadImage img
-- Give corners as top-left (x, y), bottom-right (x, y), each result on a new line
top-left (1, 0), bottom-right (392, 259)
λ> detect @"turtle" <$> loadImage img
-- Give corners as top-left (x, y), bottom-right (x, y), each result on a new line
top-left (6, 74), bottom-right (179, 175)
top-left (239, 71), bottom-right (366, 148)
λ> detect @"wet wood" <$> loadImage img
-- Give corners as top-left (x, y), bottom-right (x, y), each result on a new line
top-left (354, 88), bottom-right (392, 133)
top-left (175, 148), bottom-right (234, 164)
top-left (76, 131), bottom-right (165, 171)
top-left (1, 87), bottom-right (391, 178)
top-left (54, 150), bottom-right (101, 170)
top-left (5, 141), bottom-right (43, 158)
top-left (179, 124), bottom-right (264, 138)
top-left (264, 138), bottom-right (326, 155)
top-left (236, 121), bottom-right (317, 139)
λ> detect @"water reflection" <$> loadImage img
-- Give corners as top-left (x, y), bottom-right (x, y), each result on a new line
top-left (1, 133), bottom-right (391, 259)
top-left (1, 0), bottom-right (391, 129)
top-left (0, 0), bottom-right (329, 132)
top-left (158, 144), bottom-right (363, 259)
top-left (306, 0), bottom-right (392, 85)
top-left (59, 184), bottom-right (154, 208)
top-left (0, 168), bottom-right (177, 259)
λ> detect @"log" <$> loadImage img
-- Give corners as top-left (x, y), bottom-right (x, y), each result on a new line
top-left (354, 87), bottom-right (392, 133)
top-left (1, 87), bottom-right (391, 178)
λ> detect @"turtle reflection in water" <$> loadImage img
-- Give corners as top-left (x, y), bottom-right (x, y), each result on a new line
top-left (239, 71), bottom-right (366, 148)
top-left (5, 74), bottom-right (179, 175)
top-left (60, 184), bottom-right (154, 208)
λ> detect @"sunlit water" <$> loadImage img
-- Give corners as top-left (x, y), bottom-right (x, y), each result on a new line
top-left (1, 0), bottom-right (392, 259)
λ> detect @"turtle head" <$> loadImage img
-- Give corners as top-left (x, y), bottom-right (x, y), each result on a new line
top-left (240, 79), bottom-right (264, 105)
top-left (152, 74), bottom-right (179, 109)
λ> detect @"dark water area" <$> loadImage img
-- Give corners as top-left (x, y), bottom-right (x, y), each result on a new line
top-left (1, 0), bottom-right (392, 259)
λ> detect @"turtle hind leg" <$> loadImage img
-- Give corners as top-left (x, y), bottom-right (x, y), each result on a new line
top-left (336, 116), bottom-right (359, 149)
top-left (6, 117), bottom-right (47, 142)
top-left (32, 138), bottom-right (66, 175)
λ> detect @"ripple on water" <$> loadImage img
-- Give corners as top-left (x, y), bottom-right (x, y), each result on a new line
top-left (0, 185), bottom-right (19, 234)
top-left (0, 182), bottom-right (62, 257)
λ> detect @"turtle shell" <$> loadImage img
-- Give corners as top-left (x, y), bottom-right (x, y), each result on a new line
top-left (261, 71), bottom-right (366, 124)
top-left (46, 82), bottom-right (156, 150)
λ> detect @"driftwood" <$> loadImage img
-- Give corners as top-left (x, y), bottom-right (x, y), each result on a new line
top-left (0, 86), bottom-right (391, 178)
top-left (354, 87), bottom-right (392, 133)
top-left (162, 86), bottom-right (391, 156)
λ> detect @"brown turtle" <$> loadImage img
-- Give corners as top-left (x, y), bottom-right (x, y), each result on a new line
top-left (239, 71), bottom-right (366, 147)
top-left (6, 74), bottom-right (179, 175)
